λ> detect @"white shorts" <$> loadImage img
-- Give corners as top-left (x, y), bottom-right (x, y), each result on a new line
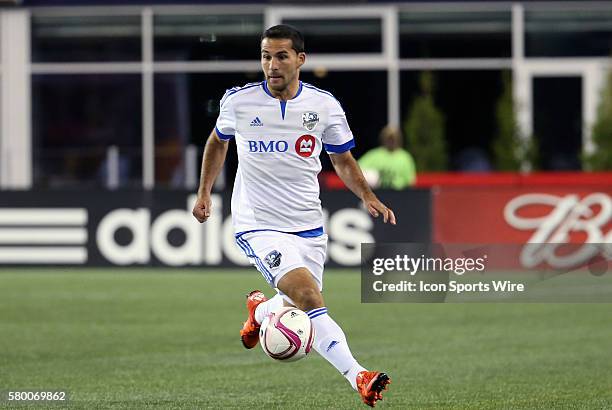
top-left (235, 231), bottom-right (328, 292)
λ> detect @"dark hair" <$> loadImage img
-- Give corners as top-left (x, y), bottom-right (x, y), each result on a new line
top-left (262, 24), bottom-right (305, 54)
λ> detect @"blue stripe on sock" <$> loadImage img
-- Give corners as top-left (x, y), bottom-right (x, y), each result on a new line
top-left (307, 307), bottom-right (327, 317)
top-left (308, 310), bottom-right (328, 320)
top-left (307, 307), bottom-right (327, 319)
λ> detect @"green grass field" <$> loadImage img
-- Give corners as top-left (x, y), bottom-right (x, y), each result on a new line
top-left (1, 269), bottom-right (611, 409)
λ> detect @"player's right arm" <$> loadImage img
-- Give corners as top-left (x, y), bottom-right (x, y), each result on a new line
top-left (192, 129), bottom-right (229, 223)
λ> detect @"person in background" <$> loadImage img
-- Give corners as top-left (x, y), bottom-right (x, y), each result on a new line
top-left (358, 125), bottom-right (416, 190)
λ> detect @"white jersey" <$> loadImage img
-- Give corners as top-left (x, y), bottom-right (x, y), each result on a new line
top-left (215, 80), bottom-right (355, 234)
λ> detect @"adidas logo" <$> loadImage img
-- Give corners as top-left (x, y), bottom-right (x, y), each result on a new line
top-left (250, 117), bottom-right (264, 127)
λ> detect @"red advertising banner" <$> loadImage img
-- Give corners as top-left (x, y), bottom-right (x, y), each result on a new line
top-left (435, 187), bottom-right (612, 243)
top-left (434, 186), bottom-right (612, 270)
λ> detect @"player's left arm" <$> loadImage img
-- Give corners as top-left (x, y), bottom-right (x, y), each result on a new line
top-left (329, 151), bottom-right (397, 225)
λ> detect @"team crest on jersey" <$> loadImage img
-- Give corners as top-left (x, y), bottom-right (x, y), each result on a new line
top-left (302, 111), bottom-right (319, 131)
top-left (295, 135), bottom-right (316, 158)
top-left (264, 250), bottom-right (282, 269)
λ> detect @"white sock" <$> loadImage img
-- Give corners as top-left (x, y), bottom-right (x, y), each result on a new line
top-left (254, 293), bottom-right (285, 325)
top-left (307, 307), bottom-right (366, 390)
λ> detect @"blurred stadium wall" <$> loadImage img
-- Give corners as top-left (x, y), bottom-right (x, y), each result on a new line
top-left (0, 1), bottom-right (609, 268)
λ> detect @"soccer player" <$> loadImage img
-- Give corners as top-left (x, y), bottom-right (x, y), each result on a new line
top-left (192, 25), bottom-right (396, 407)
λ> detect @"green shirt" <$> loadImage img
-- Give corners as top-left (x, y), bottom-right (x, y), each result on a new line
top-left (358, 147), bottom-right (416, 190)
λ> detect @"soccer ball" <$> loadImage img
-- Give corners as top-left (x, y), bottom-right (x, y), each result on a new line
top-left (259, 307), bottom-right (315, 362)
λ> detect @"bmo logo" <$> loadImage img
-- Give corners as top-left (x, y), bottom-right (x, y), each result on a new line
top-left (296, 135), bottom-right (316, 157)
top-left (248, 140), bottom-right (289, 153)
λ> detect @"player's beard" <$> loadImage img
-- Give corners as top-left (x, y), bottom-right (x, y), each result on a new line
top-left (268, 76), bottom-right (287, 92)
top-left (268, 71), bottom-right (296, 93)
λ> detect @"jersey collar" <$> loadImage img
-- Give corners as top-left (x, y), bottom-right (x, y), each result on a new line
top-left (262, 80), bottom-right (303, 101)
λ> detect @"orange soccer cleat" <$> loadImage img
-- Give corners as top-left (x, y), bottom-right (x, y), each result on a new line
top-left (240, 290), bottom-right (268, 349)
top-left (356, 371), bottom-right (391, 407)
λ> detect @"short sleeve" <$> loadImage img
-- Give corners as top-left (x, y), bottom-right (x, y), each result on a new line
top-left (322, 99), bottom-right (355, 154)
top-left (215, 90), bottom-right (236, 141)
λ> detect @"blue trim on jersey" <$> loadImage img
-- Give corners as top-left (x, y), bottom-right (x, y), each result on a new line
top-left (215, 126), bottom-right (234, 140)
top-left (295, 81), bottom-right (303, 98)
top-left (226, 82), bottom-right (261, 97)
top-left (235, 226), bottom-right (324, 239)
top-left (324, 139), bottom-right (355, 153)
top-left (302, 83), bottom-right (344, 108)
top-left (280, 100), bottom-right (287, 120)
top-left (302, 83), bottom-right (335, 99)
top-left (221, 82), bottom-right (261, 107)
top-left (262, 80), bottom-right (274, 98)
top-left (263, 80), bottom-right (303, 100)
top-left (302, 83), bottom-right (348, 114)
